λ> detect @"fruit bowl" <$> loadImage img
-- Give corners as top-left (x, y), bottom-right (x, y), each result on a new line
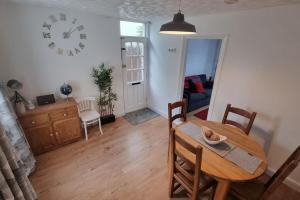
top-left (201, 127), bottom-right (227, 145)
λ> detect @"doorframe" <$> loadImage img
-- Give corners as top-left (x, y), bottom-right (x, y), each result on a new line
top-left (177, 34), bottom-right (229, 119)
top-left (121, 36), bottom-right (149, 114)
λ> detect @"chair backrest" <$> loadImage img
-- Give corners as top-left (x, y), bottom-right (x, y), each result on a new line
top-left (76, 97), bottom-right (96, 112)
top-left (222, 104), bottom-right (257, 135)
top-left (261, 146), bottom-right (300, 199)
top-left (170, 129), bottom-right (202, 200)
top-left (168, 99), bottom-right (187, 131)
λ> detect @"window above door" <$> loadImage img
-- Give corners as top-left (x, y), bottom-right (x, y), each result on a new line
top-left (120, 21), bottom-right (146, 37)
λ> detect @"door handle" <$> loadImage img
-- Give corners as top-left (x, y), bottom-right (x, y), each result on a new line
top-left (132, 82), bottom-right (141, 85)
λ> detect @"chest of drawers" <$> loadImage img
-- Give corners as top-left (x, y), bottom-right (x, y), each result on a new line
top-left (18, 98), bottom-right (82, 155)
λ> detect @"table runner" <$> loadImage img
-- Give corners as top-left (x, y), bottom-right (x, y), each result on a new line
top-left (178, 122), bottom-right (235, 157)
top-left (178, 122), bottom-right (262, 174)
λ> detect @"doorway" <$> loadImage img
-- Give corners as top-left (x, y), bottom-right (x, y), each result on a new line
top-left (179, 36), bottom-right (227, 120)
top-left (121, 37), bottom-right (147, 113)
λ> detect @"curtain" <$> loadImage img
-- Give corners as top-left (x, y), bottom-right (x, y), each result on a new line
top-left (0, 85), bottom-right (35, 175)
top-left (0, 124), bottom-right (37, 199)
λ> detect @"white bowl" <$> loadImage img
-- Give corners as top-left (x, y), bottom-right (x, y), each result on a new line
top-left (201, 127), bottom-right (227, 145)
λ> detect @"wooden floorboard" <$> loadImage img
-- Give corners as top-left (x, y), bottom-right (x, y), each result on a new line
top-left (29, 116), bottom-right (300, 200)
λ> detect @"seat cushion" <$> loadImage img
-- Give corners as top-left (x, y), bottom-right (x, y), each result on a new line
top-left (230, 179), bottom-right (266, 200)
top-left (189, 92), bottom-right (208, 101)
top-left (79, 110), bottom-right (100, 122)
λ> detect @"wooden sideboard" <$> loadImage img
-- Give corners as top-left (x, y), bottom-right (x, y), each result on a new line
top-left (18, 98), bottom-right (82, 155)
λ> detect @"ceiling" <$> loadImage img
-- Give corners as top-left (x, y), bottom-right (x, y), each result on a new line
top-left (4, 0), bottom-right (300, 21)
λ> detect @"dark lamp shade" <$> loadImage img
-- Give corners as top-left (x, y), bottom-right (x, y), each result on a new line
top-left (160, 12), bottom-right (196, 35)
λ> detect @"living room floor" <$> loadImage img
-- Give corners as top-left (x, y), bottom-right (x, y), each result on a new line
top-left (29, 116), bottom-right (300, 200)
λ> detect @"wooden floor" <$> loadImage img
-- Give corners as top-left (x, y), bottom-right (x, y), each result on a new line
top-left (30, 116), bottom-right (300, 200)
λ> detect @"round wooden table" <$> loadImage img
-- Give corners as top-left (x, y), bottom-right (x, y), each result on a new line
top-left (174, 119), bottom-right (268, 200)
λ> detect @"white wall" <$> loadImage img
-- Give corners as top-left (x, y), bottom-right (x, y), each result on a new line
top-left (0, 3), bottom-right (125, 116)
top-left (185, 39), bottom-right (221, 78)
top-left (149, 4), bottom-right (300, 190)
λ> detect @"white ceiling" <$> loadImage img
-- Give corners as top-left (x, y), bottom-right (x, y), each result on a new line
top-left (4, 0), bottom-right (300, 21)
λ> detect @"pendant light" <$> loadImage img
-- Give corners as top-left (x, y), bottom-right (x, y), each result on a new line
top-left (160, 0), bottom-right (196, 35)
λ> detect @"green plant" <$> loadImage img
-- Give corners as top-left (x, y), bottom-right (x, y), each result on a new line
top-left (91, 63), bottom-right (117, 116)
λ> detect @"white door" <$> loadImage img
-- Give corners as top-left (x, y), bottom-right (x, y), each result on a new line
top-left (121, 37), bottom-right (147, 113)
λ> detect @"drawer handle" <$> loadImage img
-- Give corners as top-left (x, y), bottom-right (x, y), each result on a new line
top-left (55, 132), bottom-right (59, 135)
top-left (63, 113), bottom-right (67, 117)
top-left (31, 121), bottom-right (36, 124)
top-left (50, 134), bottom-right (54, 137)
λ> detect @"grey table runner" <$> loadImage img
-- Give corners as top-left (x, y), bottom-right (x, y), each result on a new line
top-left (178, 123), bottom-right (235, 157)
top-left (178, 122), bottom-right (262, 174)
top-left (224, 147), bottom-right (262, 174)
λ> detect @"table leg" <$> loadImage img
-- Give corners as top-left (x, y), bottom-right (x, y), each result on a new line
top-left (214, 179), bottom-right (231, 200)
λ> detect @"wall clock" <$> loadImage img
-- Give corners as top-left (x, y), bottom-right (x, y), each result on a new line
top-left (42, 13), bottom-right (87, 56)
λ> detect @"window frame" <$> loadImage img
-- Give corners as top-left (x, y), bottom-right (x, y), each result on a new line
top-left (120, 20), bottom-right (148, 38)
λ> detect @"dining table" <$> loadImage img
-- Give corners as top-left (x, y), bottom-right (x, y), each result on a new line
top-left (174, 118), bottom-right (268, 200)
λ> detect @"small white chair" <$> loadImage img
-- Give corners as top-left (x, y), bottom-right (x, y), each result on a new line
top-left (76, 97), bottom-right (103, 141)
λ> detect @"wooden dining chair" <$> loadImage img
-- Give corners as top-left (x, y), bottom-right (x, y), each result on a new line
top-left (229, 145), bottom-right (300, 200)
top-left (222, 104), bottom-right (257, 135)
top-left (169, 129), bottom-right (216, 200)
top-left (168, 99), bottom-right (187, 131)
top-left (167, 99), bottom-right (187, 162)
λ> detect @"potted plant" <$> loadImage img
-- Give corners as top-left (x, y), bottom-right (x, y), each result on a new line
top-left (91, 63), bottom-right (117, 124)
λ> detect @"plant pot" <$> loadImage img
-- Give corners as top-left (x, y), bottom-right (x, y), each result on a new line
top-left (15, 102), bottom-right (26, 114)
top-left (100, 114), bottom-right (116, 125)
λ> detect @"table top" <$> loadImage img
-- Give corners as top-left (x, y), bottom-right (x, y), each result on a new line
top-left (175, 118), bottom-right (268, 182)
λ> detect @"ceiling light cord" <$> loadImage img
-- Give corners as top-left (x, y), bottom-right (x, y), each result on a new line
top-left (178, 0), bottom-right (182, 13)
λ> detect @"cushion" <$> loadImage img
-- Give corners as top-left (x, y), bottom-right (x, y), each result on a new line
top-left (185, 75), bottom-right (202, 84)
top-left (189, 93), bottom-right (207, 101)
top-left (194, 82), bottom-right (205, 93)
top-left (185, 75), bottom-right (203, 93)
top-left (184, 80), bottom-right (189, 89)
top-left (198, 74), bottom-right (207, 83)
top-left (205, 88), bottom-right (213, 96)
top-left (187, 80), bottom-right (197, 93)
top-left (79, 110), bottom-right (100, 122)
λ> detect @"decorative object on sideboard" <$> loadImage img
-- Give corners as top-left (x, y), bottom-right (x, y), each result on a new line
top-left (42, 13), bottom-right (87, 56)
top-left (36, 94), bottom-right (56, 106)
top-left (27, 100), bottom-right (35, 110)
top-left (60, 83), bottom-right (72, 100)
top-left (91, 63), bottom-right (117, 124)
top-left (6, 79), bottom-right (28, 114)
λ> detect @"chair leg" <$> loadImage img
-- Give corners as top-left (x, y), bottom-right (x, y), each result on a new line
top-left (168, 177), bottom-right (175, 198)
top-left (98, 118), bottom-right (103, 135)
top-left (209, 182), bottom-right (217, 200)
top-left (167, 136), bottom-right (170, 163)
top-left (84, 122), bottom-right (88, 141)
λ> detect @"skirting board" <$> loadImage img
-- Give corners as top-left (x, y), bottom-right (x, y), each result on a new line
top-left (115, 112), bottom-right (125, 118)
top-left (266, 168), bottom-right (300, 192)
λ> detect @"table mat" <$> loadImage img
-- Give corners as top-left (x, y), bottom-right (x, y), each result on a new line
top-left (178, 122), bottom-right (235, 157)
top-left (224, 147), bottom-right (262, 174)
top-left (178, 122), bottom-right (262, 174)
